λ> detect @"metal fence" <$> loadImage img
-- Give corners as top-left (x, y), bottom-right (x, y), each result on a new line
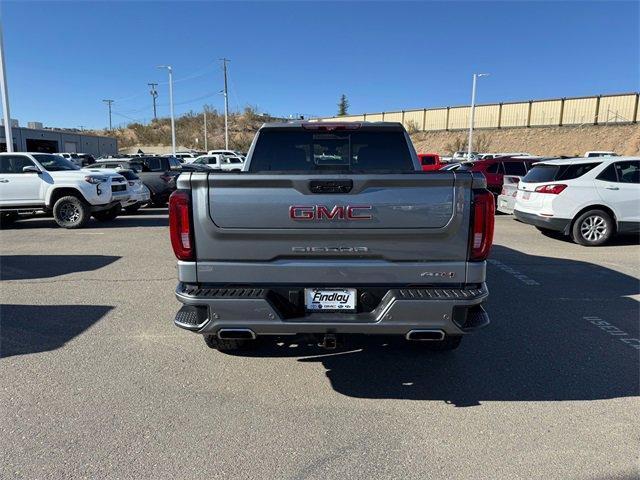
top-left (313, 93), bottom-right (639, 132)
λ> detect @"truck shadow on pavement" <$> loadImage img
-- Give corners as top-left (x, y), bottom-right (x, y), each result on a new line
top-left (234, 245), bottom-right (639, 406)
top-left (0, 304), bottom-right (113, 358)
top-left (0, 255), bottom-right (120, 280)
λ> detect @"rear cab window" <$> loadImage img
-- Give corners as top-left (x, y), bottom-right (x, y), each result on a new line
top-left (248, 128), bottom-right (415, 173)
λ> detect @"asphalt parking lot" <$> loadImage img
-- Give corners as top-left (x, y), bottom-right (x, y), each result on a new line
top-left (1, 210), bottom-right (638, 480)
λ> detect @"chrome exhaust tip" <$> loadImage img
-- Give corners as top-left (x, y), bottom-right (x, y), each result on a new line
top-left (405, 330), bottom-right (445, 341)
top-left (217, 329), bottom-right (256, 340)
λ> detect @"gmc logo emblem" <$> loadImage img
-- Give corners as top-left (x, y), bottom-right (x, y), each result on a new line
top-left (289, 205), bottom-right (372, 221)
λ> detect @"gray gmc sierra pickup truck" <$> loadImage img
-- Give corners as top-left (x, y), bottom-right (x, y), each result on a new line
top-left (170, 121), bottom-right (494, 352)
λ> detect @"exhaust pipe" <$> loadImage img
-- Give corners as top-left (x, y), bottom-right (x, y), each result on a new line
top-left (217, 329), bottom-right (256, 340)
top-left (405, 329), bottom-right (445, 341)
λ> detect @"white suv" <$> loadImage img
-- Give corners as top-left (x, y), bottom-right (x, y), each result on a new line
top-left (191, 154), bottom-right (244, 171)
top-left (514, 157), bottom-right (639, 245)
top-left (0, 152), bottom-right (129, 228)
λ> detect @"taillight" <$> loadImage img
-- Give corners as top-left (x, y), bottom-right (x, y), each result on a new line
top-left (470, 191), bottom-right (495, 261)
top-left (169, 190), bottom-right (194, 261)
top-left (535, 184), bottom-right (567, 195)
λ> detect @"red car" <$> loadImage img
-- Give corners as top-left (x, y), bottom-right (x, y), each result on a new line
top-left (418, 153), bottom-right (442, 171)
top-left (467, 156), bottom-right (543, 195)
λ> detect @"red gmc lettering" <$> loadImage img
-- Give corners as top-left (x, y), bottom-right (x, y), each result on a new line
top-left (346, 205), bottom-right (372, 220)
top-left (289, 205), bottom-right (372, 221)
top-left (317, 205), bottom-right (345, 219)
top-left (289, 205), bottom-right (314, 220)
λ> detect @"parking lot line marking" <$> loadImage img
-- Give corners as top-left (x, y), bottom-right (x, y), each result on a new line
top-left (583, 316), bottom-right (640, 350)
top-left (487, 259), bottom-right (540, 286)
top-left (77, 232), bottom-right (105, 235)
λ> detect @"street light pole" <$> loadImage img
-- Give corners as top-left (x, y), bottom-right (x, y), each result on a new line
top-left (467, 73), bottom-right (489, 159)
top-left (0, 22), bottom-right (13, 152)
top-left (158, 65), bottom-right (176, 156)
top-left (102, 99), bottom-right (114, 131)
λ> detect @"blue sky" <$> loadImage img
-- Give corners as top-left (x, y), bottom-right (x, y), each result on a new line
top-left (2, 1), bottom-right (639, 130)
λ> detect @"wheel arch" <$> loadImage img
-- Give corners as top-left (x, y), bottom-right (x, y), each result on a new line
top-left (570, 204), bottom-right (618, 233)
top-left (46, 187), bottom-right (88, 208)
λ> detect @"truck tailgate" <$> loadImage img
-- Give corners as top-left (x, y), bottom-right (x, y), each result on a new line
top-left (188, 173), bottom-right (474, 273)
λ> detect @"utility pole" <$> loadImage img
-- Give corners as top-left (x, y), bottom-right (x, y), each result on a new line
top-left (203, 108), bottom-right (208, 151)
top-left (148, 83), bottom-right (158, 120)
top-left (157, 65), bottom-right (176, 156)
top-left (0, 22), bottom-right (14, 152)
top-left (220, 58), bottom-right (230, 150)
top-left (467, 73), bottom-right (489, 159)
top-left (102, 99), bottom-right (114, 131)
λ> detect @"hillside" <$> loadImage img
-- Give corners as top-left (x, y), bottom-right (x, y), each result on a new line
top-left (93, 107), bottom-right (279, 153)
top-left (411, 124), bottom-right (640, 157)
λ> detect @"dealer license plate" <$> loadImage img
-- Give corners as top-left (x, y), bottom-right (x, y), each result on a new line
top-left (304, 288), bottom-right (357, 312)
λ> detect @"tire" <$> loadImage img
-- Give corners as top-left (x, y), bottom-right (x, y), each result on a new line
top-left (53, 196), bottom-right (90, 229)
top-left (92, 205), bottom-right (121, 222)
top-left (417, 336), bottom-right (462, 352)
top-left (124, 204), bottom-right (141, 214)
top-left (203, 334), bottom-right (259, 352)
top-left (571, 209), bottom-right (614, 246)
top-left (0, 212), bottom-right (18, 228)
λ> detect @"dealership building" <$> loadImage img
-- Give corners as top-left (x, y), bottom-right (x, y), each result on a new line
top-left (0, 122), bottom-right (118, 157)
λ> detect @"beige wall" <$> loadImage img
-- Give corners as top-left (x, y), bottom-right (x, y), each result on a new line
top-left (424, 109), bottom-right (448, 130)
top-left (500, 102), bottom-right (529, 127)
top-left (598, 95), bottom-right (637, 123)
top-left (313, 93), bottom-right (638, 132)
top-left (530, 100), bottom-right (562, 126)
top-left (563, 97), bottom-right (598, 125)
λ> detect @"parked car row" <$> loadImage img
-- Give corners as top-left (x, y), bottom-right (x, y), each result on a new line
top-left (418, 149), bottom-right (638, 246)
top-left (0, 149), bottom-right (251, 229)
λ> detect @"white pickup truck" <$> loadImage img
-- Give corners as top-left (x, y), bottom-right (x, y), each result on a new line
top-left (0, 152), bottom-right (130, 228)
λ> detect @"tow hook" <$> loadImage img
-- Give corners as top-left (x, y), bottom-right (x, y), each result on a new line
top-left (321, 334), bottom-right (337, 350)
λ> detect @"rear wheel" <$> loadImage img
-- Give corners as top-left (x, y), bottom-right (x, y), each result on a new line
top-left (53, 196), bottom-right (90, 229)
top-left (203, 334), bottom-right (259, 352)
top-left (571, 209), bottom-right (614, 246)
top-left (416, 336), bottom-right (462, 351)
top-left (92, 205), bottom-right (121, 222)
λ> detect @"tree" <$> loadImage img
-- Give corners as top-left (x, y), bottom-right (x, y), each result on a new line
top-left (337, 94), bottom-right (349, 116)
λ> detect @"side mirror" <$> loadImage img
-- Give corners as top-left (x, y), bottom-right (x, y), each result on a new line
top-left (23, 165), bottom-right (41, 173)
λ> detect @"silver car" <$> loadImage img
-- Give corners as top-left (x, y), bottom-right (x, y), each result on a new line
top-left (497, 175), bottom-right (521, 214)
